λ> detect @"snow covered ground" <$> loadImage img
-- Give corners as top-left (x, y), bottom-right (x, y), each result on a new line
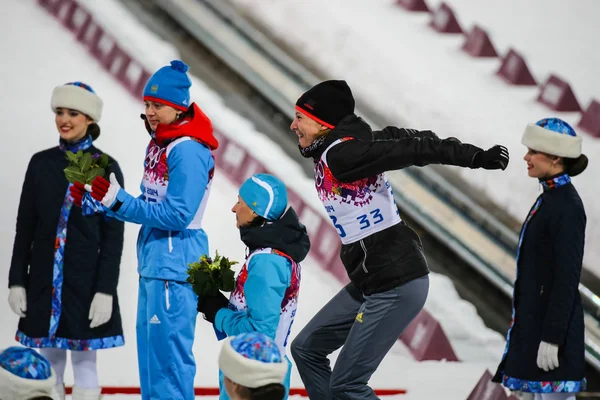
top-left (0, 0), bottom-right (513, 397)
top-left (228, 0), bottom-right (600, 278)
top-left (426, 0), bottom-right (600, 106)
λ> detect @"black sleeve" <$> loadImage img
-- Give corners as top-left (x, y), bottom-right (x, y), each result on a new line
top-left (9, 156), bottom-right (39, 288)
top-left (541, 202), bottom-right (586, 345)
top-left (327, 130), bottom-right (483, 183)
top-left (94, 160), bottom-right (125, 295)
top-left (374, 126), bottom-right (440, 141)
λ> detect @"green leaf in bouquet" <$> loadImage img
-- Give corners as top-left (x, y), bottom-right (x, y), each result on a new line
top-left (66, 151), bottom-right (79, 164)
top-left (80, 152), bottom-right (93, 172)
top-left (189, 268), bottom-right (215, 296)
top-left (208, 266), bottom-right (221, 284)
top-left (99, 153), bottom-right (110, 169)
top-left (86, 167), bottom-right (105, 184)
top-left (195, 270), bottom-right (221, 298)
top-left (219, 255), bottom-right (238, 270)
top-left (64, 166), bottom-right (86, 184)
top-left (76, 150), bottom-right (83, 159)
top-left (220, 268), bottom-right (235, 292)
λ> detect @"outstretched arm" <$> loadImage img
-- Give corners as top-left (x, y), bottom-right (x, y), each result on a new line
top-left (374, 126), bottom-right (440, 141)
top-left (327, 132), bottom-right (482, 182)
top-left (101, 140), bottom-right (214, 230)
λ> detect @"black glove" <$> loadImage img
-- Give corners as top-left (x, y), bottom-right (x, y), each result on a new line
top-left (472, 145), bottom-right (509, 170)
top-left (344, 282), bottom-right (364, 302)
top-left (197, 292), bottom-right (229, 323)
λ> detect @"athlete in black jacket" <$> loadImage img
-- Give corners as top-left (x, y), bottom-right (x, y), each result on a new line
top-left (290, 80), bottom-right (509, 400)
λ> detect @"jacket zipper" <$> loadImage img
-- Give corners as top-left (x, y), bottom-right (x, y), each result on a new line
top-left (168, 231), bottom-right (173, 253)
top-left (359, 240), bottom-right (368, 273)
top-left (165, 282), bottom-right (171, 310)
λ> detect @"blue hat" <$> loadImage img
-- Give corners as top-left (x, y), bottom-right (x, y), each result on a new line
top-left (143, 60), bottom-right (191, 111)
top-left (522, 117), bottom-right (582, 158)
top-left (0, 347), bottom-right (57, 399)
top-left (239, 173), bottom-right (288, 221)
top-left (218, 332), bottom-right (287, 388)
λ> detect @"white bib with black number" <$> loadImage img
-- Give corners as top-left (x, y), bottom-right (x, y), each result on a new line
top-left (314, 138), bottom-right (401, 245)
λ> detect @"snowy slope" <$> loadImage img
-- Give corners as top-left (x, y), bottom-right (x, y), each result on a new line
top-left (426, 0), bottom-right (600, 107)
top-left (0, 0), bottom-right (512, 398)
top-left (228, 0), bottom-right (600, 277)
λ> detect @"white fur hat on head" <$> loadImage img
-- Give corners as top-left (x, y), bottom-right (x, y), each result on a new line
top-left (218, 332), bottom-right (288, 389)
top-left (521, 117), bottom-right (582, 158)
top-left (51, 81), bottom-right (103, 122)
top-left (0, 347), bottom-right (58, 400)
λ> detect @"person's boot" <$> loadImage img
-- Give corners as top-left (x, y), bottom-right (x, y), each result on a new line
top-left (53, 383), bottom-right (66, 400)
top-left (72, 386), bottom-right (103, 400)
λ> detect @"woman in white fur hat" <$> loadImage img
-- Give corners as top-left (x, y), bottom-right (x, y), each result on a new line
top-left (219, 332), bottom-right (288, 400)
top-left (7, 82), bottom-right (125, 400)
top-left (492, 118), bottom-right (588, 399)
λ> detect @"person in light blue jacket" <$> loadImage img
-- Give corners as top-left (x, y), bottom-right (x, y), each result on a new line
top-left (77, 60), bottom-right (219, 400)
top-left (196, 174), bottom-right (310, 400)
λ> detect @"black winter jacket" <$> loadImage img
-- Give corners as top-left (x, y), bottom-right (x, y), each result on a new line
top-left (9, 144), bottom-right (125, 343)
top-left (310, 115), bottom-right (485, 295)
top-left (493, 180), bottom-right (586, 385)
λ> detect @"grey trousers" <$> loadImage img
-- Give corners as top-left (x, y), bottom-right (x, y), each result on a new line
top-left (291, 276), bottom-right (429, 400)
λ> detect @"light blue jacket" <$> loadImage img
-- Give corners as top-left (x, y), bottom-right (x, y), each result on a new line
top-left (108, 138), bottom-right (214, 282)
top-left (215, 253), bottom-right (292, 338)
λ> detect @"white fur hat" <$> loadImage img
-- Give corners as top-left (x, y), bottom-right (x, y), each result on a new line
top-left (218, 333), bottom-right (288, 389)
top-left (0, 347), bottom-right (58, 400)
top-left (521, 118), bottom-right (582, 158)
top-left (51, 82), bottom-right (103, 122)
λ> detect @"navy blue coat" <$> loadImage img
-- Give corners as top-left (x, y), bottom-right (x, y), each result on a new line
top-left (493, 180), bottom-right (586, 385)
top-left (9, 144), bottom-right (125, 346)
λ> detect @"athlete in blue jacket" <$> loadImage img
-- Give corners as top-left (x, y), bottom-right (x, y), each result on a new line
top-left (197, 174), bottom-right (310, 400)
top-left (77, 60), bottom-right (219, 400)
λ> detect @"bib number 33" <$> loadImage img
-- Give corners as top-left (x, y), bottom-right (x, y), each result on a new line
top-left (329, 209), bottom-right (384, 238)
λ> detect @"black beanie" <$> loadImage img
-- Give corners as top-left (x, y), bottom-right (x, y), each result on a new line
top-left (295, 80), bottom-right (355, 128)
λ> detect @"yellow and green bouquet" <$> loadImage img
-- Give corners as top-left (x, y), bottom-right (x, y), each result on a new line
top-left (187, 251), bottom-right (238, 298)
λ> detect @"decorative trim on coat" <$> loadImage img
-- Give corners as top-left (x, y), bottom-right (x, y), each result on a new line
top-left (502, 374), bottom-right (586, 394)
top-left (16, 330), bottom-right (124, 351)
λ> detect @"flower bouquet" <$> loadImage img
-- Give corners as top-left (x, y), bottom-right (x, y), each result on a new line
top-left (64, 150), bottom-right (110, 185)
top-left (187, 250), bottom-right (237, 298)
top-left (64, 151), bottom-right (110, 215)
top-left (187, 251), bottom-right (238, 341)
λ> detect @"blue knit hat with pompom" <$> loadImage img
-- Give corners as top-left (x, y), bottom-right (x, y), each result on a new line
top-left (143, 60), bottom-right (192, 111)
top-left (218, 332), bottom-right (287, 389)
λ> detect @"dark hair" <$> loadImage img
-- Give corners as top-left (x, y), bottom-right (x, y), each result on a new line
top-left (87, 122), bottom-right (101, 141)
top-left (563, 154), bottom-right (588, 177)
top-left (244, 383), bottom-right (286, 400)
top-left (248, 215), bottom-right (267, 228)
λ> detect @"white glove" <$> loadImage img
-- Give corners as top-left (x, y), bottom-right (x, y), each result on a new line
top-left (8, 286), bottom-right (27, 318)
top-left (537, 341), bottom-right (559, 372)
top-left (85, 172), bottom-right (121, 208)
top-left (89, 293), bottom-right (113, 328)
